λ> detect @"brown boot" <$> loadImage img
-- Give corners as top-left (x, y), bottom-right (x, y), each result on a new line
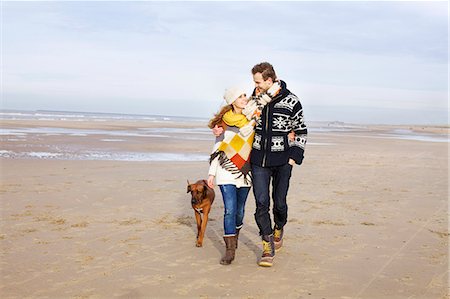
top-left (235, 228), bottom-right (241, 249)
top-left (220, 236), bottom-right (237, 265)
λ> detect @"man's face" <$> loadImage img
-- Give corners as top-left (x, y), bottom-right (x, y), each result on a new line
top-left (253, 72), bottom-right (273, 93)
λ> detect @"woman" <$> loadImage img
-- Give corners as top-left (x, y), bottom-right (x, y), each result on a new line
top-left (207, 86), bottom-right (254, 265)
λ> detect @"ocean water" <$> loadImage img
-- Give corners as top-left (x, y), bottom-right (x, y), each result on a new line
top-left (1, 110), bottom-right (212, 162)
top-left (0, 109), bottom-right (208, 123)
top-left (380, 128), bottom-right (449, 143)
top-left (1, 110), bottom-right (447, 161)
top-left (309, 125), bottom-right (448, 143)
top-left (0, 127), bottom-right (211, 140)
top-left (0, 149), bottom-right (209, 162)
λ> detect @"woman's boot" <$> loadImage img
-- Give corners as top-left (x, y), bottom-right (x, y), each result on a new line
top-left (220, 236), bottom-right (237, 265)
top-left (235, 228), bottom-right (241, 248)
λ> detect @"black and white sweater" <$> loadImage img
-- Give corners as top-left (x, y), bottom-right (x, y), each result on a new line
top-left (250, 80), bottom-right (307, 167)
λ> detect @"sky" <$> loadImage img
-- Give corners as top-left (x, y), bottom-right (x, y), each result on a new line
top-left (2, 0), bottom-right (449, 124)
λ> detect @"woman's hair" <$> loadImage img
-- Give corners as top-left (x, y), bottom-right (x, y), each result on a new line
top-left (208, 105), bottom-right (233, 129)
top-left (251, 62), bottom-right (277, 81)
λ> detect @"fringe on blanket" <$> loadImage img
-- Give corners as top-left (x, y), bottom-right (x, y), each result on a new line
top-left (210, 151), bottom-right (252, 185)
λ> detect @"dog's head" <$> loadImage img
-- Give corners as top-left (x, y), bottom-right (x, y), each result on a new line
top-left (187, 180), bottom-right (208, 206)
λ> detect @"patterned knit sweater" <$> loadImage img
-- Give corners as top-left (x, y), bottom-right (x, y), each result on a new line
top-left (250, 80), bottom-right (308, 167)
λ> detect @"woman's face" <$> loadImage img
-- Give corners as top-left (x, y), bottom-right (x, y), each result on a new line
top-left (233, 94), bottom-right (248, 110)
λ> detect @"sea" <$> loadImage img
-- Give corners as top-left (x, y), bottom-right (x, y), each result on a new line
top-left (1, 110), bottom-right (448, 162)
top-left (0, 110), bottom-right (208, 123)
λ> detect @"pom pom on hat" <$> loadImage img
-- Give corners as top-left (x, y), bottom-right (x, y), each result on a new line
top-left (224, 86), bottom-right (246, 105)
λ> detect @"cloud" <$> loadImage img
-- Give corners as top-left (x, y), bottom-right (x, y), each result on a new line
top-left (2, 1), bottom-right (448, 124)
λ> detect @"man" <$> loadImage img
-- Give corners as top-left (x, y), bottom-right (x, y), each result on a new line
top-left (214, 62), bottom-right (307, 267)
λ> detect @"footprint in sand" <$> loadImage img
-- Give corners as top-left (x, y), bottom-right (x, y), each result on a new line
top-left (428, 229), bottom-right (450, 238)
top-left (51, 218), bottom-right (67, 225)
top-left (360, 222), bottom-right (376, 226)
top-left (117, 218), bottom-right (142, 226)
top-left (313, 220), bottom-right (347, 226)
top-left (21, 228), bottom-right (38, 234)
top-left (71, 222), bottom-right (89, 228)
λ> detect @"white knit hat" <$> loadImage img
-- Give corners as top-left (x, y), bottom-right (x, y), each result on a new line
top-left (223, 86), bottom-right (246, 105)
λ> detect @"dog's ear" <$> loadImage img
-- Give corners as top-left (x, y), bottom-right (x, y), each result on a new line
top-left (187, 183), bottom-right (191, 193)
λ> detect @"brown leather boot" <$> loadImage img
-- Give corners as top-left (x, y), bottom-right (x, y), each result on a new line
top-left (220, 236), bottom-right (237, 265)
top-left (235, 228), bottom-right (241, 249)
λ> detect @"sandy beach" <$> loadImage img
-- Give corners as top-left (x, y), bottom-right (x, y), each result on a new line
top-left (0, 117), bottom-right (448, 298)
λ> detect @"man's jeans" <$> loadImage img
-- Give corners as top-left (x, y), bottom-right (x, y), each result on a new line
top-left (219, 185), bottom-right (251, 236)
top-left (252, 163), bottom-right (293, 236)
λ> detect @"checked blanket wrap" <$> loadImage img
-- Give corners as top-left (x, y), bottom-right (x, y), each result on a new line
top-left (209, 128), bottom-right (255, 184)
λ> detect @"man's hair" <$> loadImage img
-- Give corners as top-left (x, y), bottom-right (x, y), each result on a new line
top-left (252, 62), bottom-right (277, 81)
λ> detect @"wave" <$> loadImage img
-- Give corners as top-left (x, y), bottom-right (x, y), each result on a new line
top-left (0, 150), bottom-right (209, 162)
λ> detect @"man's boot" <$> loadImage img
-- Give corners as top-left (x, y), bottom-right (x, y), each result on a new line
top-left (258, 234), bottom-right (275, 267)
top-left (273, 226), bottom-right (284, 251)
top-left (220, 236), bottom-right (237, 265)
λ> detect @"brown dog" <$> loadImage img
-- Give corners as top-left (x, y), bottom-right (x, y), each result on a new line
top-left (187, 179), bottom-right (215, 247)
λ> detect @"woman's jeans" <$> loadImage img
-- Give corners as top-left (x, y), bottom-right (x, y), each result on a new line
top-left (252, 163), bottom-right (293, 236)
top-left (219, 184), bottom-right (250, 236)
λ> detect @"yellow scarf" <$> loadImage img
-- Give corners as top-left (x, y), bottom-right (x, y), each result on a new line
top-left (222, 110), bottom-right (249, 128)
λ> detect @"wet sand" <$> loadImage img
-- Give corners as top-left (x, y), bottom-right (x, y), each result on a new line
top-left (0, 120), bottom-right (448, 298)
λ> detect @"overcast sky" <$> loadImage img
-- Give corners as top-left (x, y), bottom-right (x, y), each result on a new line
top-left (2, 1), bottom-right (448, 124)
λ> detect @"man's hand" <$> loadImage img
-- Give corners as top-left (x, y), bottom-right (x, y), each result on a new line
top-left (288, 131), bottom-right (295, 142)
top-left (288, 158), bottom-right (295, 166)
top-left (207, 175), bottom-right (215, 188)
top-left (212, 125), bottom-right (224, 137)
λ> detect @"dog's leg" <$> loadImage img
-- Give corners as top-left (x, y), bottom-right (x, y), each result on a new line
top-left (194, 211), bottom-right (202, 247)
top-left (197, 208), bottom-right (210, 248)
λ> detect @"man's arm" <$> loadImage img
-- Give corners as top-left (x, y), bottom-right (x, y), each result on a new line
top-left (288, 100), bottom-right (307, 165)
top-left (212, 125), bottom-right (224, 137)
top-left (212, 120), bottom-right (228, 137)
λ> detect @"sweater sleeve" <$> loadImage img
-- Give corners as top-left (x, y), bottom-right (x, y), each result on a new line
top-left (208, 154), bottom-right (219, 176)
top-left (208, 139), bottom-right (221, 176)
top-left (288, 100), bottom-right (308, 165)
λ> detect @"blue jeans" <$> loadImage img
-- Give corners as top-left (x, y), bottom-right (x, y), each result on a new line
top-left (252, 163), bottom-right (293, 236)
top-left (219, 185), bottom-right (251, 236)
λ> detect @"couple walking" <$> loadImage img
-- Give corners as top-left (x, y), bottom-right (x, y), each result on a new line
top-left (207, 62), bottom-right (308, 267)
